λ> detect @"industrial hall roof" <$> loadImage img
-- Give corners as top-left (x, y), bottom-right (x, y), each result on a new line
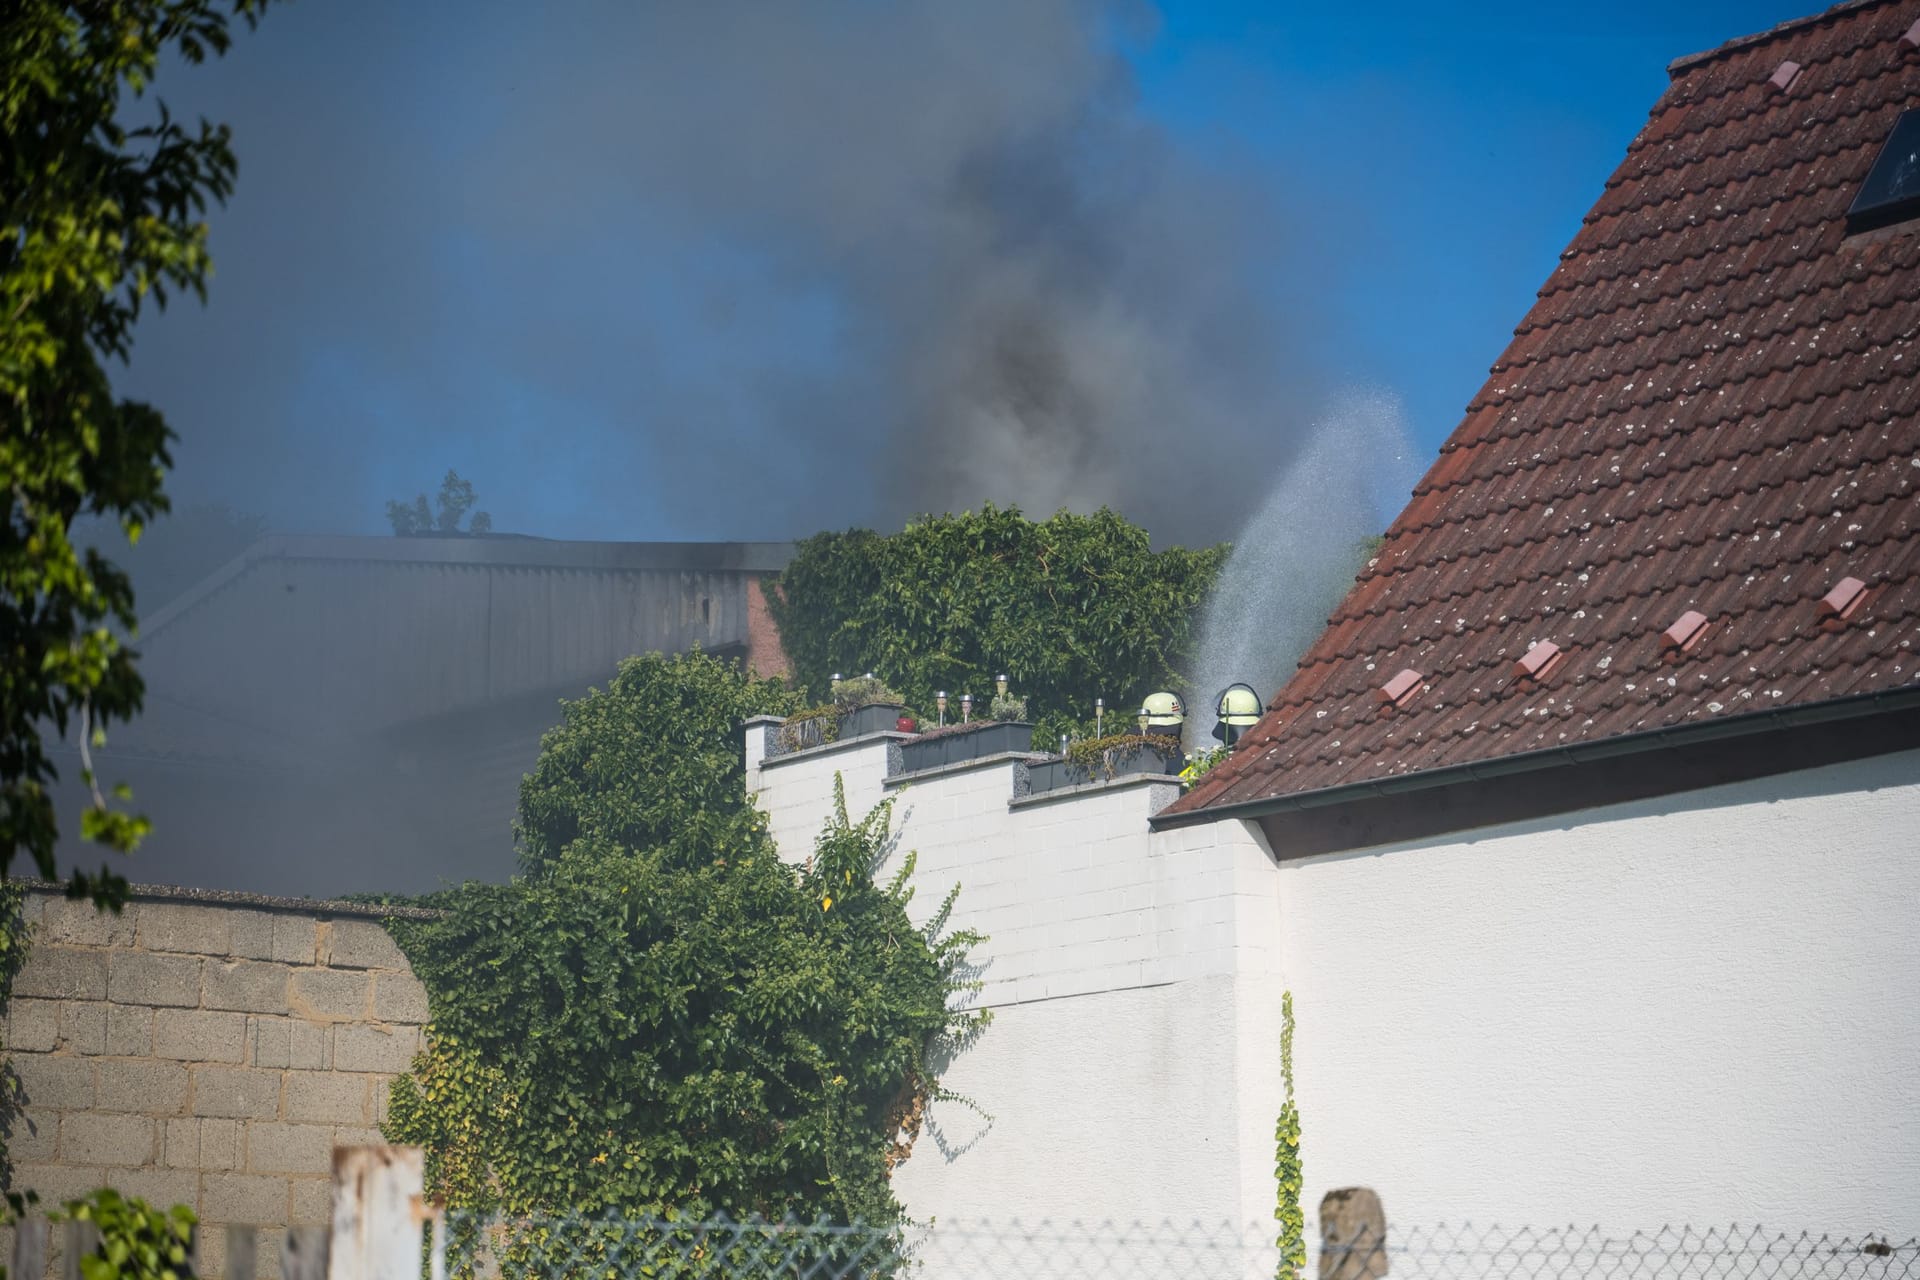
top-left (1164, 0), bottom-right (1920, 826)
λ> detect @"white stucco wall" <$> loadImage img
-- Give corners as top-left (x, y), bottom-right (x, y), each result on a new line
top-left (749, 728), bottom-right (1284, 1229)
top-left (1278, 746), bottom-right (1920, 1235)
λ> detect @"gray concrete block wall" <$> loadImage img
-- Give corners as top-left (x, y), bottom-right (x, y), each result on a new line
top-left (3, 888), bottom-right (433, 1272)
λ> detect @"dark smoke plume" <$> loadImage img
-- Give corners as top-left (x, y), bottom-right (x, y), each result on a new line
top-left (120, 0), bottom-right (1336, 546)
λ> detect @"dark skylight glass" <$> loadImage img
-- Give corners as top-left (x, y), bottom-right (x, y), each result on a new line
top-left (1846, 107), bottom-right (1920, 234)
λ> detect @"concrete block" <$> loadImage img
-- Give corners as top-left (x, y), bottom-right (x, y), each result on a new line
top-left (154, 1008), bottom-right (247, 1063)
top-left (38, 897), bottom-right (135, 947)
top-left (272, 917), bottom-right (319, 965)
top-left (331, 1125), bottom-right (384, 1149)
top-left (105, 1003), bottom-right (153, 1055)
top-left (109, 1168), bottom-right (197, 1212)
top-left (6, 998), bottom-right (60, 1052)
top-left (372, 973), bottom-right (429, 1025)
top-left (229, 910), bottom-right (277, 960)
top-left (107, 951), bottom-right (203, 1008)
top-left (251, 1016), bottom-right (329, 1070)
top-left (12, 1162), bottom-right (106, 1211)
top-left (15, 1051), bottom-right (94, 1109)
top-left (191, 1066), bottom-right (282, 1119)
top-left (96, 1059), bottom-right (190, 1114)
top-left (332, 1024), bottom-right (420, 1075)
top-left (163, 1117), bottom-right (199, 1167)
top-left (200, 1172), bottom-right (287, 1224)
top-left (204, 960), bottom-right (292, 1014)
top-left (321, 920), bottom-right (407, 971)
top-left (9, 1113), bottom-right (56, 1163)
top-left (57, 1000), bottom-right (107, 1054)
top-left (202, 1117), bottom-right (243, 1170)
top-left (59, 1112), bottom-right (154, 1166)
top-left (138, 903), bottom-right (231, 955)
top-left (288, 1176), bottom-right (331, 1226)
top-left (283, 1071), bottom-right (369, 1125)
top-left (288, 968), bottom-right (368, 1021)
top-left (245, 1121), bottom-right (333, 1175)
top-left (13, 947), bottom-right (108, 1000)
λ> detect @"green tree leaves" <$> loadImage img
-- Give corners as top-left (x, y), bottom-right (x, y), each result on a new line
top-left (765, 506), bottom-right (1226, 744)
top-left (2, 0), bottom-right (274, 903)
top-left (515, 650), bottom-right (804, 874)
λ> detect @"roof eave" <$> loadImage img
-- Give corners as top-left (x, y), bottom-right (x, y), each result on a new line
top-left (1151, 683), bottom-right (1920, 831)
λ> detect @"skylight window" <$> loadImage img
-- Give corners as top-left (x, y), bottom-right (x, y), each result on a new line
top-left (1846, 108), bottom-right (1920, 233)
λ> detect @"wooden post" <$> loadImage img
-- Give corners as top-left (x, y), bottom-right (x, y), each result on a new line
top-left (1319, 1187), bottom-right (1387, 1280)
top-left (61, 1220), bottom-right (99, 1280)
top-left (326, 1145), bottom-right (426, 1280)
top-left (12, 1219), bottom-right (47, 1280)
top-left (284, 1227), bottom-right (331, 1280)
top-left (227, 1225), bottom-right (259, 1280)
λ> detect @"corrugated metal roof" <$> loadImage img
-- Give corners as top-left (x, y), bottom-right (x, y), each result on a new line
top-left (1166, 0), bottom-right (1920, 824)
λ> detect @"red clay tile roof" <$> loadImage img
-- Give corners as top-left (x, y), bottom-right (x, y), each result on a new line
top-left (1166, 0), bottom-right (1920, 822)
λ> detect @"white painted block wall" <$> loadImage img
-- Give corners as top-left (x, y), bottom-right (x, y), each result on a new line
top-left (749, 726), bottom-right (1285, 1229)
top-left (1276, 746), bottom-right (1920, 1236)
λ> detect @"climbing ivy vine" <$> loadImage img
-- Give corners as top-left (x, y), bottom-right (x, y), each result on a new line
top-left (1275, 991), bottom-right (1305, 1280)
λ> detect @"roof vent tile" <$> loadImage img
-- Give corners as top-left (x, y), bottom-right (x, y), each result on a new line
top-left (1769, 59), bottom-right (1803, 91)
top-left (1513, 640), bottom-right (1564, 681)
top-left (1378, 668), bottom-right (1423, 710)
top-left (1903, 19), bottom-right (1920, 49)
top-left (1662, 610), bottom-right (1711, 653)
top-left (1818, 575), bottom-right (1869, 622)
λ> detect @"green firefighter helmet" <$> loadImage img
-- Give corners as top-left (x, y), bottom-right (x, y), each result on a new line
top-left (1141, 690), bottom-right (1185, 731)
top-left (1211, 683), bottom-right (1263, 744)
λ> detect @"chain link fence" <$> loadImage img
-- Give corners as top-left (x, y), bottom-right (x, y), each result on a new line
top-left (437, 1213), bottom-right (1918, 1280)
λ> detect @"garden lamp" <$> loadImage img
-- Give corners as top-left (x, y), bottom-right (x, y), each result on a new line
top-left (1095, 697), bottom-right (1104, 737)
top-left (997, 673), bottom-right (1009, 698)
top-left (961, 693), bottom-right (973, 723)
top-left (936, 691), bottom-right (948, 726)
top-left (1137, 707), bottom-right (1150, 735)
top-left (1212, 683), bottom-right (1263, 745)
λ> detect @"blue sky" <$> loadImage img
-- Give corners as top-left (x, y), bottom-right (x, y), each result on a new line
top-left (122, 1), bottom-right (1816, 547)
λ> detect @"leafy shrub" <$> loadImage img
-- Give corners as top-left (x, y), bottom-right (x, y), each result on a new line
top-left (387, 786), bottom-right (981, 1226)
top-left (390, 647), bottom-right (983, 1227)
top-left (765, 506), bottom-right (1226, 750)
top-left (515, 649), bottom-right (803, 875)
top-left (55, 1189), bottom-right (195, 1280)
top-left (829, 675), bottom-right (900, 712)
top-left (987, 693), bottom-right (1028, 723)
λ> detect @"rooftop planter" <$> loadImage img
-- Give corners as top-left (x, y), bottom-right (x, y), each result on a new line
top-left (772, 676), bottom-right (909, 756)
top-left (898, 720), bottom-right (1035, 773)
top-left (1027, 733), bottom-right (1184, 796)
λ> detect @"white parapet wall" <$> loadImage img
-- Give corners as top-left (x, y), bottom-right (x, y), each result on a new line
top-left (745, 720), bottom-right (1287, 1230)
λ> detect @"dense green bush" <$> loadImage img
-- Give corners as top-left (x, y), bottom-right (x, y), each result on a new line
top-left (765, 506), bottom-right (1227, 745)
top-left (515, 649), bottom-right (803, 875)
top-left (387, 652), bottom-right (983, 1226)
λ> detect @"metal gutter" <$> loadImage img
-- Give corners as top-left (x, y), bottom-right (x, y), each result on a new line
top-left (1151, 683), bottom-right (1920, 830)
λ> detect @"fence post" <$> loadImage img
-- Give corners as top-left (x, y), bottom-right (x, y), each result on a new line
top-left (12, 1218), bottom-right (46, 1280)
top-left (60, 1220), bottom-right (99, 1280)
top-left (1319, 1187), bottom-right (1387, 1280)
top-left (226, 1225), bottom-right (259, 1280)
top-left (326, 1145), bottom-right (426, 1280)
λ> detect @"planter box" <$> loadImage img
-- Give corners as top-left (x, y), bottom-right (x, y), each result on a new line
top-left (899, 721), bottom-right (1034, 773)
top-left (1028, 746), bottom-right (1184, 796)
top-left (838, 703), bottom-right (908, 738)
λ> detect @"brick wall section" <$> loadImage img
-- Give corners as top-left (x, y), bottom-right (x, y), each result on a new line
top-left (3, 888), bottom-right (435, 1273)
top-left (743, 573), bottom-right (791, 679)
